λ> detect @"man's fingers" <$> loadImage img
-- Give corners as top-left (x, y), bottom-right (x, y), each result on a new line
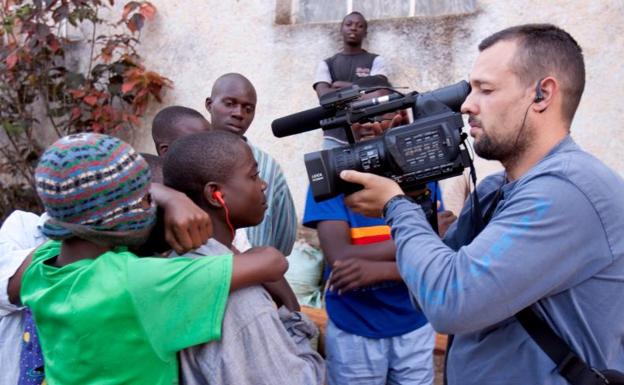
top-left (339, 169), bottom-right (369, 185)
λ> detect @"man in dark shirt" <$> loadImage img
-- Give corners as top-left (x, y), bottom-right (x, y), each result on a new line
top-left (313, 11), bottom-right (388, 149)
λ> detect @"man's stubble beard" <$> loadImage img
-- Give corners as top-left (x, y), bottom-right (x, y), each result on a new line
top-left (474, 120), bottom-right (533, 167)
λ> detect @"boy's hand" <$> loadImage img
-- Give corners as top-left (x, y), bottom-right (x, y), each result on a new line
top-left (437, 210), bottom-right (457, 237)
top-left (263, 277), bottom-right (301, 312)
top-left (151, 183), bottom-right (212, 254)
top-left (329, 259), bottom-right (399, 294)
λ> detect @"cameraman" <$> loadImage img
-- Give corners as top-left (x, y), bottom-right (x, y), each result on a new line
top-left (340, 24), bottom-right (624, 384)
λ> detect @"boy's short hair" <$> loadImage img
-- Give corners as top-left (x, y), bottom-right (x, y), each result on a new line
top-left (35, 133), bottom-right (153, 242)
top-left (152, 106), bottom-right (208, 144)
top-left (162, 131), bottom-right (247, 204)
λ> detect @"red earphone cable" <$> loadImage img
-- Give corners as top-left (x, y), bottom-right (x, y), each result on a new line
top-left (215, 195), bottom-right (235, 240)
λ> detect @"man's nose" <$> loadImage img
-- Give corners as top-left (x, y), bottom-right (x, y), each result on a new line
top-left (461, 92), bottom-right (477, 115)
top-left (231, 105), bottom-right (243, 118)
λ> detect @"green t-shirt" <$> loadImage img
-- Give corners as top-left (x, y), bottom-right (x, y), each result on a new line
top-left (21, 240), bottom-right (233, 385)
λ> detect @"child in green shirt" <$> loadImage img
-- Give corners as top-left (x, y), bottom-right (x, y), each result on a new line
top-left (17, 133), bottom-right (287, 385)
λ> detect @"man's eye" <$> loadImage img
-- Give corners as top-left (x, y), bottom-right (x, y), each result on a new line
top-left (481, 88), bottom-right (493, 95)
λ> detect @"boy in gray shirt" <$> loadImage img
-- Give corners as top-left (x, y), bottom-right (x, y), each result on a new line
top-left (164, 131), bottom-right (325, 385)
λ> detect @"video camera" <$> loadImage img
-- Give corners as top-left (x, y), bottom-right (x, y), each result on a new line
top-left (271, 81), bottom-right (473, 201)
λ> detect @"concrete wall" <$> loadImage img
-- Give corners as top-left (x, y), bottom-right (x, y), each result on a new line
top-left (129, 0), bottom-right (624, 219)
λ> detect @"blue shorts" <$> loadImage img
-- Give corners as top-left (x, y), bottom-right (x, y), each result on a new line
top-left (325, 319), bottom-right (435, 385)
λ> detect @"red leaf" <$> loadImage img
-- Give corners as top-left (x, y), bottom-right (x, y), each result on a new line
top-left (122, 1), bottom-right (140, 20)
top-left (48, 36), bottom-right (60, 53)
top-left (139, 2), bottom-right (156, 20)
top-left (6, 52), bottom-right (18, 70)
top-left (68, 89), bottom-right (86, 98)
top-left (121, 79), bottom-right (140, 93)
top-left (127, 114), bottom-right (140, 126)
top-left (70, 107), bottom-right (81, 120)
top-left (83, 95), bottom-right (98, 106)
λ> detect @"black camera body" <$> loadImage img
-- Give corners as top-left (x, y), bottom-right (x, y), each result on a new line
top-left (271, 81), bottom-right (472, 201)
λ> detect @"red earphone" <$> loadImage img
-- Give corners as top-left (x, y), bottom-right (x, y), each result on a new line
top-left (213, 191), bottom-right (224, 203)
top-left (212, 190), bottom-right (235, 239)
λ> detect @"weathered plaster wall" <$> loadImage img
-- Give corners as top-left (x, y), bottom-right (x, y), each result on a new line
top-left (129, 0), bottom-right (624, 218)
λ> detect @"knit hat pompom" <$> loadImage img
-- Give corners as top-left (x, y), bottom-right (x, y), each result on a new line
top-left (35, 133), bottom-right (154, 240)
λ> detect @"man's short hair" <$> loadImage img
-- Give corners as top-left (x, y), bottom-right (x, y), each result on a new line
top-left (342, 11), bottom-right (367, 29)
top-left (162, 131), bottom-right (247, 204)
top-left (151, 106), bottom-right (208, 144)
top-left (479, 23), bottom-right (585, 123)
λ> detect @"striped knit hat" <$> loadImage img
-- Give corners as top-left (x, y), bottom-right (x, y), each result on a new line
top-left (35, 133), bottom-right (155, 245)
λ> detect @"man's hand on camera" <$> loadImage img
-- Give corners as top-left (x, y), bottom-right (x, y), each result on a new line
top-left (340, 170), bottom-right (403, 217)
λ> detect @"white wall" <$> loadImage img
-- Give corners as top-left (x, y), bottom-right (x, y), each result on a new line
top-left (129, 0), bottom-right (624, 219)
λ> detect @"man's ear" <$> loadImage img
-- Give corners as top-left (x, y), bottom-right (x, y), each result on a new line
top-left (533, 76), bottom-right (557, 114)
top-left (205, 96), bottom-right (213, 112)
top-left (157, 143), bottom-right (168, 156)
top-left (203, 182), bottom-right (223, 207)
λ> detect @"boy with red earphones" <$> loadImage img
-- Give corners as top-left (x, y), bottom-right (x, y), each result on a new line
top-left (163, 130), bottom-right (325, 385)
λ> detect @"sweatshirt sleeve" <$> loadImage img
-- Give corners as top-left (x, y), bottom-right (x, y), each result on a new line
top-left (386, 174), bottom-right (613, 334)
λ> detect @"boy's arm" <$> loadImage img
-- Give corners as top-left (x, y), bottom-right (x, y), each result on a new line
top-left (314, 82), bottom-right (333, 98)
top-left (231, 247), bottom-right (288, 292)
top-left (317, 220), bottom-right (396, 265)
top-left (7, 251), bottom-right (34, 306)
top-left (150, 183), bottom-right (212, 254)
top-left (262, 278), bottom-right (300, 312)
top-left (317, 220), bottom-right (401, 293)
top-left (329, 259), bottom-right (401, 293)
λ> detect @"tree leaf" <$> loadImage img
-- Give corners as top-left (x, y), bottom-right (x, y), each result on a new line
top-left (6, 52), bottom-right (18, 69)
top-left (139, 2), bottom-right (156, 21)
top-left (122, 1), bottom-right (140, 20)
top-left (83, 94), bottom-right (98, 106)
top-left (121, 78), bottom-right (139, 93)
top-left (127, 13), bottom-right (144, 33)
top-left (52, 3), bottom-right (69, 22)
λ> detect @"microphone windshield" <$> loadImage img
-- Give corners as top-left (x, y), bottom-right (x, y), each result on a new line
top-left (272, 106), bottom-right (335, 138)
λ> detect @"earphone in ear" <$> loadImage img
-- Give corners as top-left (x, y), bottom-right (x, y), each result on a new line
top-left (212, 191), bottom-right (224, 204)
top-left (212, 190), bottom-right (235, 239)
top-left (534, 78), bottom-right (545, 103)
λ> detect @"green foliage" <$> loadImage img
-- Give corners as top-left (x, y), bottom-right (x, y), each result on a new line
top-left (0, 0), bottom-right (171, 222)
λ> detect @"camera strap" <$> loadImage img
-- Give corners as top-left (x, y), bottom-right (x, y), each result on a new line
top-left (516, 306), bottom-right (615, 385)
